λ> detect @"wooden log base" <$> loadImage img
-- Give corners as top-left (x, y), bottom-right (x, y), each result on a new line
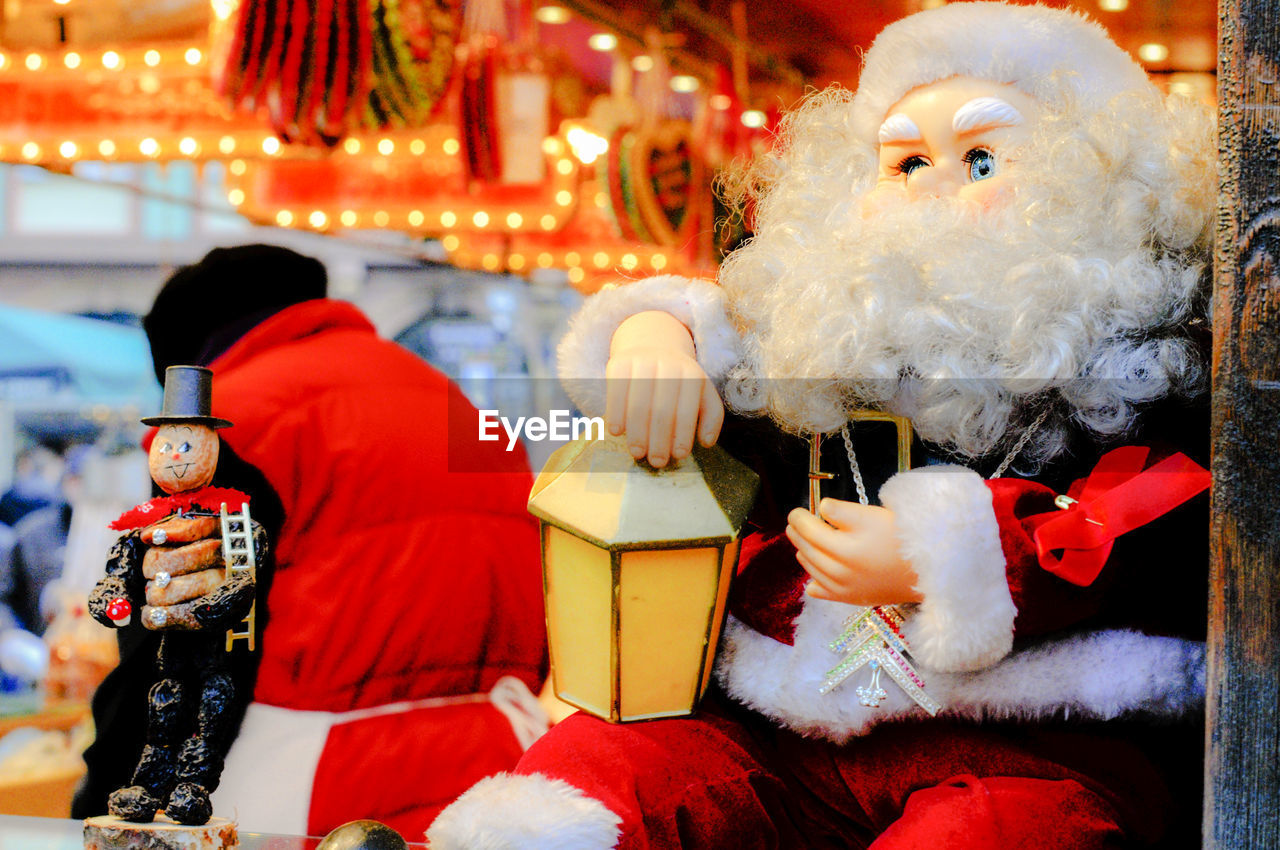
top-left (83, 815), bottom-right (238, 850)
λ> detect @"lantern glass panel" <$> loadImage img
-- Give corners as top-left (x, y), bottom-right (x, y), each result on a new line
top-left (544, 525), bottom-right (613, 716)
top-left (700, 539), bottom-right (738, 696)
top-left (618, 546), bottom-right (722, 719)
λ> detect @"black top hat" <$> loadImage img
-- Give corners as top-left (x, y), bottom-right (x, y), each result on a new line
top-left (141, 365), bottom-right (234, 429)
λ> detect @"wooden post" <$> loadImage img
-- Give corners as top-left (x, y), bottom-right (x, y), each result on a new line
top-left (1208, 0), bottom-right (1280, 846)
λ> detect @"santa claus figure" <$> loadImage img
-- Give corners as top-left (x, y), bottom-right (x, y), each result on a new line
top-left (429, 3), bottom-right (1215, 847)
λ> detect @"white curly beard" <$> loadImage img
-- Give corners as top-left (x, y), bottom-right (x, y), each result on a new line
top-left (717, 94), bottom-right (1210, 462)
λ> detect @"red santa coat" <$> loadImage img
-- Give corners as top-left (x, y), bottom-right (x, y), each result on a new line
top-left (428, 275), bottom-right (1208, 849)
top-left (195, 300), bottom-right (548, 837)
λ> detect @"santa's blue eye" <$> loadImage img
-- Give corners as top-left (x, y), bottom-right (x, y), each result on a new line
top-left (963, 148), bottom-right (996, 181)
top-left (178, 442), bottom-right (191, 453)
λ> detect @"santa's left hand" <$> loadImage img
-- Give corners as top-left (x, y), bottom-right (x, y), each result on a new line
top-left (786, 499), bottom-right (923, 607)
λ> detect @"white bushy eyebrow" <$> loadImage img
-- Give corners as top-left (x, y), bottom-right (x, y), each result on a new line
top-left (878, 113), bottom-right (922, 144)
top-left (952, 97), bottom-right (1023, 134)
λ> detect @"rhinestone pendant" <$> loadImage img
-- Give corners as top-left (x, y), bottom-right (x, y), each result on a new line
top-left (855, 662), bottom-right (889, 707)
top-left (822, 604), bottom-right (941, 716)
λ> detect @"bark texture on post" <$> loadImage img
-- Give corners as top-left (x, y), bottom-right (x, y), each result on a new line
top-left (1208, 1), bottom-right (1280, 846)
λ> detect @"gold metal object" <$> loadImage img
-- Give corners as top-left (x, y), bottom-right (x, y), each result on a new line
top-left (220, 502), bottom-right (256, 651)
top-left (846, 410), bottom-right (914, 475)
top-left (808, 435), bottom-right (835, 513)
top-left (529, 433), bottom-right (759, 723)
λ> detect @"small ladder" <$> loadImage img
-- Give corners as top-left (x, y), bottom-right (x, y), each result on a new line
top-left (220, 501), bottom-right (257, 651)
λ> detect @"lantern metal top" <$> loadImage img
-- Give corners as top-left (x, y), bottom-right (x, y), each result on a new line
top-left (529, 433), bottom-right (759, 550)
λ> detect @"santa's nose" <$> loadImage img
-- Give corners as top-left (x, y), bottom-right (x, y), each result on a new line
top-left (172, 453), bottom-right (180, 460)
top-left (907, 165), bottom-right (961, 199)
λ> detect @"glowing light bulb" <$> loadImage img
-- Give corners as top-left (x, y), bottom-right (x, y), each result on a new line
top-left (1138, 43), bottom-right (1169, 63)
top-left (588, 34), bottom-right (617, 52)
top-left (535, 5), bottom-right (570, 24)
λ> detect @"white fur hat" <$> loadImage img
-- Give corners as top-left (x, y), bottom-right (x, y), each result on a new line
top-left (850, 2), bottom-right (1153, 147)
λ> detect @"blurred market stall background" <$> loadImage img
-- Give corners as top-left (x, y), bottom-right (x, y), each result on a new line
top-left (0, 0), bottom-right (1216, 820)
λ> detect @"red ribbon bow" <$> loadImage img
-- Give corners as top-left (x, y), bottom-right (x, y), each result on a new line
top-left (1031, 446), bottom-right (1210, 586)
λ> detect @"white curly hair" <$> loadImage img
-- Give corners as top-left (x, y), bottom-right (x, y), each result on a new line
top-left (716, 3), bottom-right (1216, 462)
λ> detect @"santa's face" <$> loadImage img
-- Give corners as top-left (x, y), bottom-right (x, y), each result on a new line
top-left (149, 424), bottom-right (219, 494)
top-left (864, 76), bottom-right (1038, 211)
top-left (717, 72), bottom-right (1208, 460)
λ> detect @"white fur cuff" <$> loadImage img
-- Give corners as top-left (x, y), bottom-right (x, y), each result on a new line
top-left (556, 275), bottom-right (742, 416)
top-left (426, 772), bottom-right (622, 849)
top-left (880, 466), bottom-right (1015, 672)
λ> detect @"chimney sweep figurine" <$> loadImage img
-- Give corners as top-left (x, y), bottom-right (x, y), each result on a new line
top-left (89, 366), bottom-right (267, 826)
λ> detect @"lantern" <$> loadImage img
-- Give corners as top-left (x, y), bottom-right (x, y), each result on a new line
top-left (528, 433), bottom-right (759, 722)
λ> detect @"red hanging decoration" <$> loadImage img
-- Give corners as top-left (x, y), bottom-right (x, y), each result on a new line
top-left (217, 0), bottom-right (461, 145)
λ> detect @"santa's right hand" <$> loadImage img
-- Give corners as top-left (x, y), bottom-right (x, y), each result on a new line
top-left (604, 347), bottom-right (724, 469)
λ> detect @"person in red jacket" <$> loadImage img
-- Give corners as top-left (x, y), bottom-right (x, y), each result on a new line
top-left (75, 244), bottom-right (549, 838)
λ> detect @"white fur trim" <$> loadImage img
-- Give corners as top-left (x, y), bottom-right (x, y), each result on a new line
top-left (426, 773), bottom-right (622, 849)
top-left (880, 466), bottom-right (1015, 672)
top-left (850, 2), bottom-right (1152, 149)
top-left (556, 275), bottom-right (741, 416)
top-left (716, 603), bottom-right (1205, 743)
